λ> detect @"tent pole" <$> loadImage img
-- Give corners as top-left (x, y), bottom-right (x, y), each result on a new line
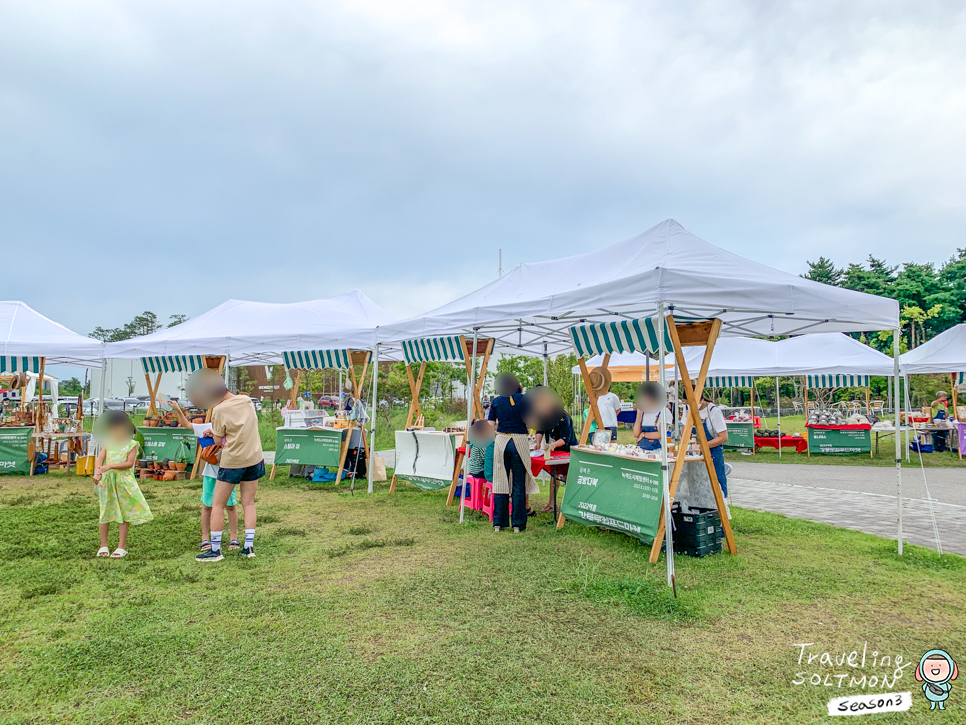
top-left (894, 329), bottom-right (902, 556)
top-left (776, 376), bottom-right (782, 459)
top-left (657, 303), bottom-right (674, 590)
top-left (903, 374), bottom-right (912, 463)
top-left (542, 341), bottom-right (548, 387)
top-left (460, 329), bottom-right (479, 524)
top-left (367, 343), bottom-right (380, 494)
top-left (97, 353), bottom-right (107, 418)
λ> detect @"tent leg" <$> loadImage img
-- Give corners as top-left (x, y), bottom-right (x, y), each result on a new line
top-left (657, 305), bottom-right (674, 590)
top-left (459, 329), bottom-right (479, 523)
top-left (367, 344), bottom-right (380, 494)
top-left (894, 330), bottom-right (902, 556)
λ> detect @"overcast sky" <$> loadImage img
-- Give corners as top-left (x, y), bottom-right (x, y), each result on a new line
top-left (2, 1), bottom-right (965, 336)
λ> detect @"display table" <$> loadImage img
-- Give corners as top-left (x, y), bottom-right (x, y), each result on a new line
top-left (138, 427), bottom-right (196, 462)
top-left (394, 430), bottom-right (458, 490)
top-left (723, 421), bottom-right (755, 450)
top-left (755, 435), bottom-right (808, 454)
top-left (806, 424), bottom-right (872, 456)
top-left (271, 427), bottom-right (347, 479)
top-left (559, 448), bottom-right (667, 543)
top-left (0, 426), bottom-right (33, 475)
top-left (32, 431), bottom-right (91, 473)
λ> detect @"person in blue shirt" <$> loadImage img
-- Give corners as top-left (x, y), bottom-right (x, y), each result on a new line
top-left (486, 374), bottom-right (538, 532)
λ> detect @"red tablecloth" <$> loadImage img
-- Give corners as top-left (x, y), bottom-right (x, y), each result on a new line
top-left (457, 446), bottom-right (570, 477)
top-left (755, 436), bottom-right (808, 453)
top-left (531, 450), bottom-right (570, 477)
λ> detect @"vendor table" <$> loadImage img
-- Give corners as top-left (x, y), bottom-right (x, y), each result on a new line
top-left (138, 427), bottom-right (196, 464)
top-left (559, 448), bottom-right (665, 543)
top-left (755, 435), bottom-right (808, 454)
top-left (870, 426), bottom-right (914, 456)
top-left (31, 431), bottom-right (91, 474)
top-left (271, 427), bottom-right (346, 479)
top-left (395, 429), bottom-right (458, 491)
top-left (0, 426), bottom-right (33, 475)
top-left (806, 424), bottom-right (872, 456)
top-left (911, 424), bottom-right (959, 456)
top-left (723, 421), bottom-right (755, 451)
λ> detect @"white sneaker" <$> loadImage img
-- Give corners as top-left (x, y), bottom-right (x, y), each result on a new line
top-left (493, 526), bottom-right (501, 532)
top-left (513, 527), bottom-right (521, 533)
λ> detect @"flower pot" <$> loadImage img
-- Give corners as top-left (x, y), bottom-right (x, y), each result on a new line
top-left (153, 473), bottom-right (163, 481)
top-left (175, 462), bottom-right (187, 471)
top-left (168, 461), bottom-right (178, 470)
top-left (162, 471), bottom-right (177, 481)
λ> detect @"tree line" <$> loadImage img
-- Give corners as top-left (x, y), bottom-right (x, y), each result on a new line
top-left (804, 250), bottom-right (966, 350)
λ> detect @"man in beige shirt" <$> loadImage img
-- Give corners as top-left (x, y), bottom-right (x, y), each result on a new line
top-left (188, 370), bottom-right (264, 563)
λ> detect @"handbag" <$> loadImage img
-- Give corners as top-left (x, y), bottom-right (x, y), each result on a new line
top-left (200, 444), bottom-right (221, 466)
top-left (371, 455), bottom-right (387, 482)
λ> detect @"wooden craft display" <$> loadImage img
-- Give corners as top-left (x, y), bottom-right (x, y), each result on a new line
top-left (269, 350), bottom-right (371, 484)
top-left (557, 315), bottom-right (738, 561)
top-left (389, 336), bottom-right (494, 497)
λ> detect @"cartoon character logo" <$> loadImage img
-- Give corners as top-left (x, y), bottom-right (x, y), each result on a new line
top-left (916, 649), bottom-right (958, 711)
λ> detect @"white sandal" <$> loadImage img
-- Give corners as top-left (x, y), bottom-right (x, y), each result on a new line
top-left (110, 548), bottom-right (128, 558)
top-left (96, 546), bottom-right (110, 557)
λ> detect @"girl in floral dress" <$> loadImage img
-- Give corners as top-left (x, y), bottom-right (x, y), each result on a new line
top-left (93, 410), bottom-right (153, 558)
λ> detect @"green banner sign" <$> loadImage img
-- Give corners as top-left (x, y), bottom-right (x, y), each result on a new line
top-left (723, 421), bottom-right (755, 450)
top-left (560, 449), bottom-right (663, 543)
top-left (0, 427), bottom-right (32, 475)
top-left (138, 427), bottom-right (196, 462)
top-left (806, 426), bottom-right (872, 455)
top-left (275, 428), bottom-right (344, 467)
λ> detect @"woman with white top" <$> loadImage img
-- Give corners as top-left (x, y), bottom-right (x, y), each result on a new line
top-left (683, 393), bottom-right (730, 497)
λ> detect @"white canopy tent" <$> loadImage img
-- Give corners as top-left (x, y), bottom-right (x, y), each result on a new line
top-left (104, 290), bottom-right (396, 365)
top-left (899, 323), bottom-right (966, 375)
top-left (0, 301), bottom-right (103, 427)
top-left (374, 220), bottom-right (904, 577)
top-left (377, 219), bottom-right (899, 356)
top-left (0, 301), bottom-right (104, 368)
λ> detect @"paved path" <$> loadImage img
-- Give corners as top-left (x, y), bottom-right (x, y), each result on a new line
top-left (728, 462), bottom-right (965, 556)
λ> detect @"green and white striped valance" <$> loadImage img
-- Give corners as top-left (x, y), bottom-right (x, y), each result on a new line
top-left (141, 356), bottom-right (206, 374)
top-left (706, 376), bottom-right (755, 388)
top-left (570, 318), bottom-right (674, 359)
top-left (283, 349), bottom-right (362, 370)
top-left (401, 337), bottom-right (465, 365)
top-left (0, 356), bottom-right (43, 374)
top-left (806, 374), bottom-right (869, 389)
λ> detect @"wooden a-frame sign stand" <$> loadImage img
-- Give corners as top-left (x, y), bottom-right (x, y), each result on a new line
top-left (388, 336), bottom-right (494, 495)
top-left (269, 350), bottom-right (371, 484)
top-left (557, 316), bottom-right (737, 561)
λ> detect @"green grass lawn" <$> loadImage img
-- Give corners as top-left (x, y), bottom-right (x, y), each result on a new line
top-left (0, 470), bottom-right (963, 724)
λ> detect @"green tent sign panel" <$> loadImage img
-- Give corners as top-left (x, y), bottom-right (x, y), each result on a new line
top-left (560, 449), bottom-right (663, 543)
top-left (806, 426), bottom-right (872, 455)
top-left (275, 428), bottom-right (344, 467)
top-left (138, 428), bottom-right (196, 462)
top-left (0, 427), bottom-right (32, 475)
top-left (723, 422), bottom-right (755, 450)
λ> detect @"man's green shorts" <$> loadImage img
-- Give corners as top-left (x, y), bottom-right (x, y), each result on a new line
top-left (202, 476), bottom-right (238, 508)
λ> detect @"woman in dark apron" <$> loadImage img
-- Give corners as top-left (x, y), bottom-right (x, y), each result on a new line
top-left (633, 381), bottom-right (666, 451)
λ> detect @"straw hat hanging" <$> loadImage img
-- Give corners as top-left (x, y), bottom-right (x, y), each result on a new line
top-left (588, 366), bottom-right (612, 395)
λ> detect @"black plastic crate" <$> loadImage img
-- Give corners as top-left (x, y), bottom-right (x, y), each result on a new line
top-left (674, 539), bottom-right (722, 558)
top-left (675, 524), bottom-right (723, 546)
top-left (672, 505), bottom-right (720, 530)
